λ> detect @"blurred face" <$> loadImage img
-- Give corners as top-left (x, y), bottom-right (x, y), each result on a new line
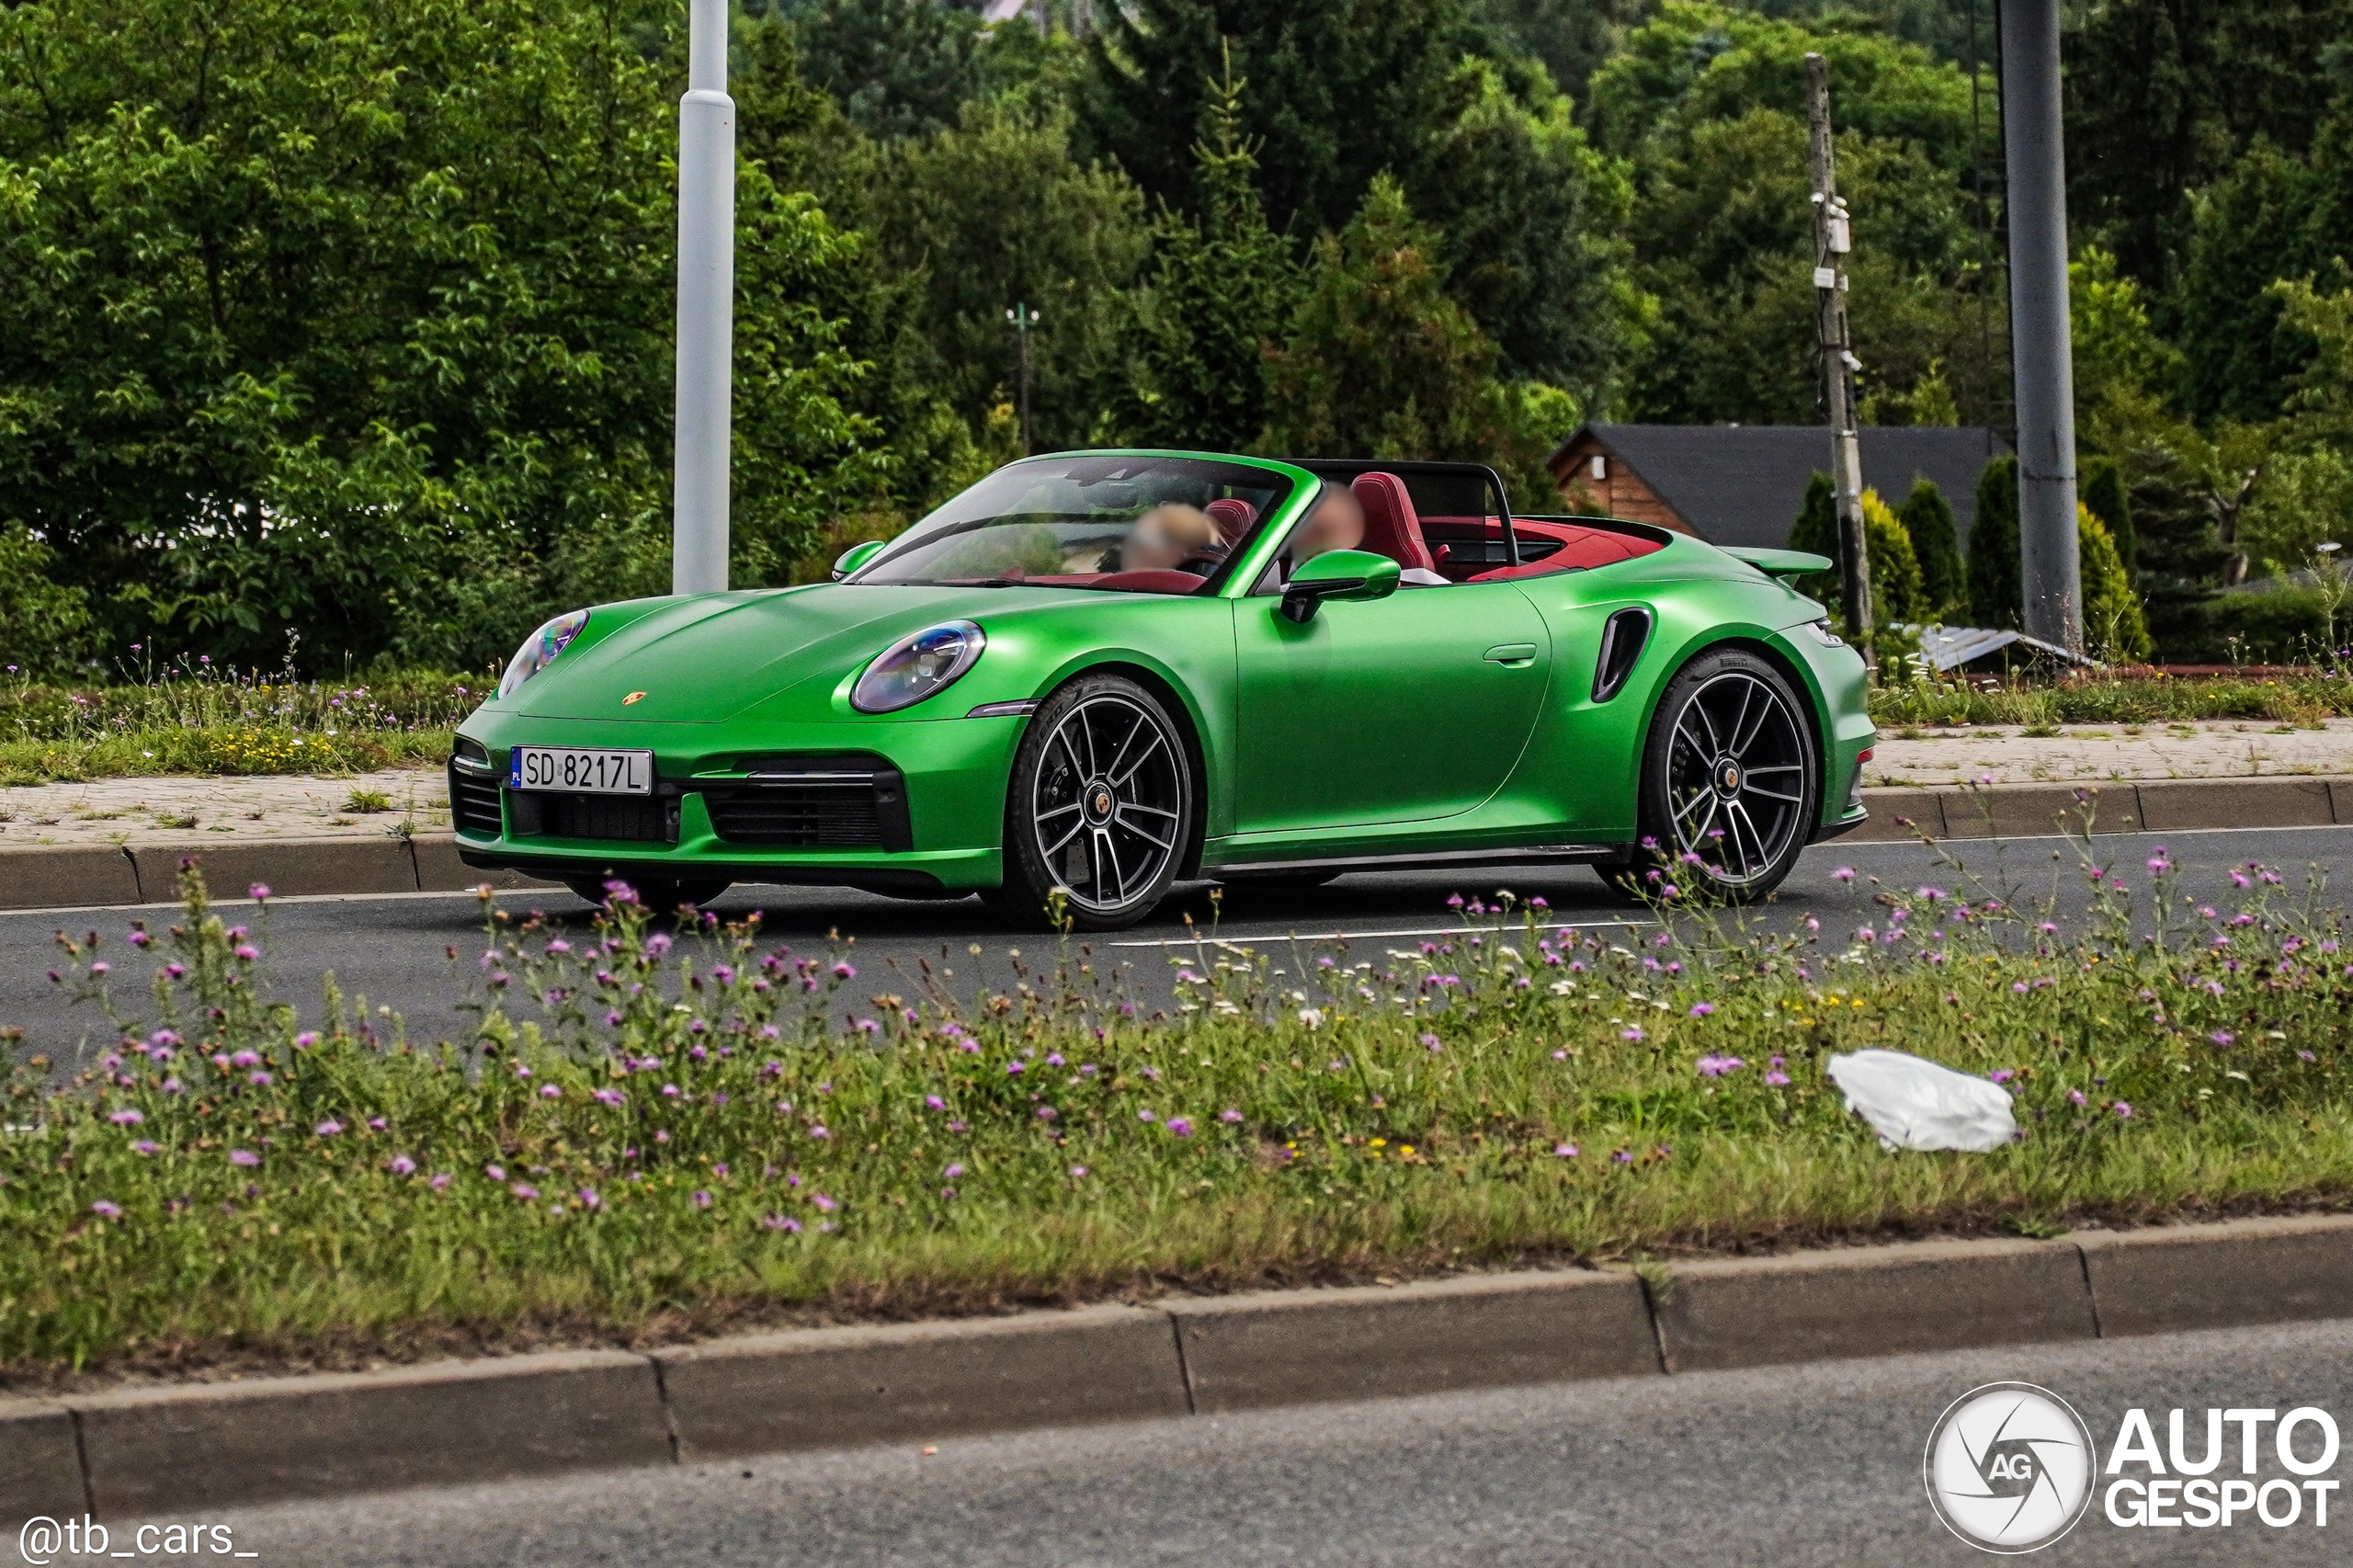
top-left (1124, 505), bottom-right (1216, 571)
top-left (1295, 489), bottom-right (1365, 562)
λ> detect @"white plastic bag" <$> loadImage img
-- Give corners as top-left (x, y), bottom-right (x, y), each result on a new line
top-left (1825, 1049), bottom-right (2017, 1152)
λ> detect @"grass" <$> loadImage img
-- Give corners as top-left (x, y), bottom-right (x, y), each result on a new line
top-left (4, 837), bottom-right (2352, 1387)
top-left (0, 659), bottom-right (476, 783)
top-left (1870, 673), bottom-right (2353, 729)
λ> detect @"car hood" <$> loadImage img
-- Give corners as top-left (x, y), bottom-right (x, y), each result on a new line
top-left (506, 583), bottom-right (1080, 724)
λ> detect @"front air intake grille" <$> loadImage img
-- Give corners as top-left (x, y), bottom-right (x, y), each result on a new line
top-left (522, 792), bottom-right (675, 844)
top-left (449, 760), bottom-right (504, 836)
top-left (699, 756), bottom-right (912, 851)
top-left (704, 784), bottom-right (883, 847)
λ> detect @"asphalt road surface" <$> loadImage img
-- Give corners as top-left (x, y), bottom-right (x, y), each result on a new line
top-left (3, 824), bottom-right (2348, 1061)
top-left (55, 1317), bottom-right (2353, 1567)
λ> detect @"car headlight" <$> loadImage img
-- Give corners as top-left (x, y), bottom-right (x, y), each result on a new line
top-left (1801, 618), bottom-right (1846, 649)
top-left (852, 620), bottom-right (985, 714)
top-left (497, 609), bottom-right (590, 699)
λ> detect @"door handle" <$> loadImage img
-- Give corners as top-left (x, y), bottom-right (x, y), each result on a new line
top-left (1483, 643), bottom-right (1539, 665)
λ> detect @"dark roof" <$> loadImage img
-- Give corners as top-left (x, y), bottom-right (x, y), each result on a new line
top-left (1554, 424), bottom-right (2010, 550)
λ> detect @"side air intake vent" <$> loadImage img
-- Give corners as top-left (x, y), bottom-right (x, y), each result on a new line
top-left (1591, 607), bottom-right (1652, 703)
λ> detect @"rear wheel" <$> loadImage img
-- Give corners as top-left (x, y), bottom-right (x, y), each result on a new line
top-left (997, 674), bottom-right (1194, 931)
top-left (1631, 648), bottom-right (1818, 903)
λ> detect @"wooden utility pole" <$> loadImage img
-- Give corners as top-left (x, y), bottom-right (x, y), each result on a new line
top-left (1805, 53), bottom-right (1872, 641)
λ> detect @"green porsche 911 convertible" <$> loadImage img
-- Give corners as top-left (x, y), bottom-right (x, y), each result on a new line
top-left (450, 450), bottom-right (1875, 928)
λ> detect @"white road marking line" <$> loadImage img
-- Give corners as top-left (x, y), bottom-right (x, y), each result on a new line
top-left (1110, 919), bottom-right (1655, 948)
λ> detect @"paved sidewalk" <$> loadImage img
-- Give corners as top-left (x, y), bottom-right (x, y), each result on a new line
top-left (0, 767), bottom-right (445, 849)
top-left (1870, 716), bottom-right (2353, 786)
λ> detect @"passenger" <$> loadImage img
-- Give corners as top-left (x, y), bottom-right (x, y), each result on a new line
top-left (1291, 487), bottom-right (1366, 563)
top-left (1121, 504), bottom-right (1221, 573)
top-left (1291, 485), bottom-right (1445, 585)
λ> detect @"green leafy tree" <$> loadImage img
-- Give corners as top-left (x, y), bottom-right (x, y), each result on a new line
top-left (1967, 455), bottom-right (2020, 629)
top-left (1262, 176), bottom-right (1501, 458)
top-left (1896, 476), bottom-right (1964, 617)
top-left (856, 97), bottom-right (1151, 453)
top-left (1595, 7), bottom-right (2001, 426)
top-left (2080, 456), bottom-right (2137, 578)
top-left (0, 0), bottom-right (882, 670)
top-left (0, 523), bottom-right (95, 675)
top-left (779, 0), bottom-right (985, 142)
top-left (2078, 504), bottom-right (2154, 662)
top-left (2063, 0), bottom-right (2346, 296)
top-left (1259, 175), bottom-right (1578, 485)
top-left (1784, 472), bottom-right (1922, 622)
top-left (1117, 53), bottom-right (1301, 450)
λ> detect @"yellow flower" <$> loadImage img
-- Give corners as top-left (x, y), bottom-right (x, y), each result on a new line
top-left (1369, 1138), bottom-right (1386, 1148)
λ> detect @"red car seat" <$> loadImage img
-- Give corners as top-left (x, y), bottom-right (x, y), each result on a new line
top-left (1349, 472), bottom-right (1438, 573)
top-left (1205, 497), bottom-right (1255, 544)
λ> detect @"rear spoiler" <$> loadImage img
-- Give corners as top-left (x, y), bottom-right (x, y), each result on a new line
top-left (1722, 547), bottom-right (1832, 581)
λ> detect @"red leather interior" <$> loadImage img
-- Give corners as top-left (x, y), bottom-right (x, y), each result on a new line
top-left (1350, 472), bottom-right (1438, 573)
top-left (1469, 524), bottom-right (1662, 582)
top-left (1205, 497), bottom-right (1255, 544)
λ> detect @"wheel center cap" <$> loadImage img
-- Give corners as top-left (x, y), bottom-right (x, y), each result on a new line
top-left (1083, 780), bottom-right (1116, 824)
top-left (1717, 760), bottom-right (1742, 796)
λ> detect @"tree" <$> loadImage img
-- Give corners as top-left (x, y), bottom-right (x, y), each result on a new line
top-left (1594, 8), bottom-right (2001, 426)
top-left (0, 0), bottom-right (884, 670)
top-left (1116, 52), bottom-right (1301, 450)
top-left (855, 97), bottom-right (1151, 454)
top-left (0, 523), bottom-right (94, 675)
top-left (1967, 455), bottom-right (2020, 629)
top-left (1896, 477), bottom-right (1963, 617)
top-left (1262, 176), bottom-right (1504, 459)
top-left (2063, 0), bottom-right (2346, 297)
top-left (2078, 505), bottom-right (2153, 662)
top-left (1081, 0), bottom-right (1489, 244)
top-left (2080, 457), bottom-right (2137, 578)
top-left (780, 0), bottom-right (985, 142)
top-left (1785, 472), bottom-right (1923, 622)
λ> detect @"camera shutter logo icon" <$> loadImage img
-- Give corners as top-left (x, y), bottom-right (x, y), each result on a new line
top-left (1924, 1381), bottom-right (2096, 1553)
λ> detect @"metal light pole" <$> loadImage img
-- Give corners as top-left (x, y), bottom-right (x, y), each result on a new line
top-left (1998, 0), bottom-right (2082, 653)
top-left (1005, 302), bottom-right (1040, 454)
top-left (1805, 54), bottom-right (1872, 642)
top-left (672, 0), bottom-right (735, 597)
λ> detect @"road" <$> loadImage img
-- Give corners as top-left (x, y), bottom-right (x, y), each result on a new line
top-left (55, 1318), bottom-right (2350, 1567)
top-left (3, 824), bottom-right (2347, 1059)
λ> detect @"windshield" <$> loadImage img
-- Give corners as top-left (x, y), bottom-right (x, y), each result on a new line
top-left (851, 455), bottom-right (1295, 591)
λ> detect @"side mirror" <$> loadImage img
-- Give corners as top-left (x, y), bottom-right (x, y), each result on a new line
top-left (831, 540), bottom-right (887, 581)
top-left (1279, 549), bottom-right (1401, 623)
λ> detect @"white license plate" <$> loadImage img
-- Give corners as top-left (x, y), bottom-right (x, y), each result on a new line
top-left (508, 746), bottom-right (654, 795)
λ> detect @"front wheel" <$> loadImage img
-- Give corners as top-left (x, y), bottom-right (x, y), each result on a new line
top-left (997, 674), bottom-right (1194, 931)
top-left (1634, 648), bottom-right (1818, 903)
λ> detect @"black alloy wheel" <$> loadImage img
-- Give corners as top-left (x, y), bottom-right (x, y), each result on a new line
top-left (996, 673), bottom-right (1193, 930)
top-left (1629, 647), bottom-right (1818, 902)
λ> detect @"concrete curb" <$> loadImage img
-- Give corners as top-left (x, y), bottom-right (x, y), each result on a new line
top-left (3, 1215), bottom-right (2349, 1519)
top-left (1840, 773), bottom-right (2352, 843)
top-left (0, 835), bottom-right (556, 910)
top-left (3, 773), bottom-right (2347, 909)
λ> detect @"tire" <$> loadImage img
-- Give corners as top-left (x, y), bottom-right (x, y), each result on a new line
top-left (1633, 647), bottom-right (1819, 903)
top-left (998, 673), bottom-right (1194, 931)
top-left (565, 875), bottom-right (731, 913)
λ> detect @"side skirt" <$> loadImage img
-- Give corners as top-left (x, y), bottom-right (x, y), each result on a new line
top-left (1207, 843), bottom-right (1621, 879)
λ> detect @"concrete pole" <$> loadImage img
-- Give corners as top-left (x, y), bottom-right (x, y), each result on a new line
top-left (1805, 54), bottom-right (1872, 642)
top-left (672, 0), bottom-right (735, 596)
top-left (1998, 0), bottom-right (2082, 653)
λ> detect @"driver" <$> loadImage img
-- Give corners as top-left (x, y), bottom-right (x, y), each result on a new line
top-left (1121, 504), bottom-right (1221, 573)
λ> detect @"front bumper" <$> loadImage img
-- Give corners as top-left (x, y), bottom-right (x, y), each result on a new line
top-left (448, 712), bottom-right (1025, 894)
